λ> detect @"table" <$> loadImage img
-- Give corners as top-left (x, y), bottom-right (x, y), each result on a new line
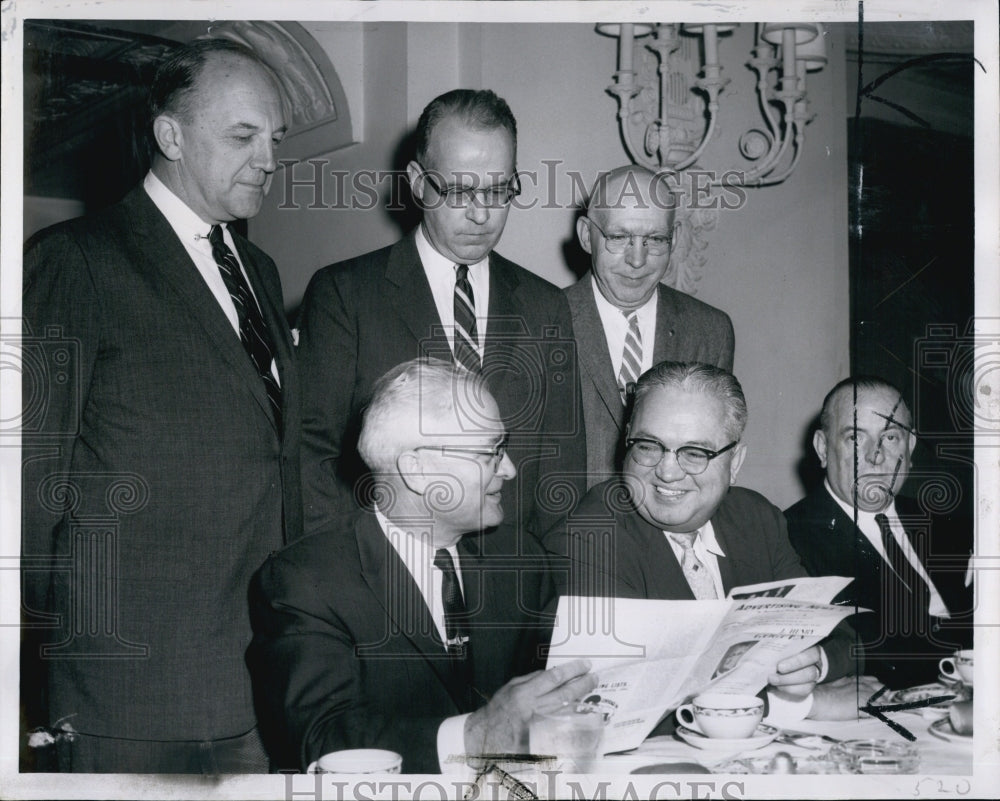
top-left (597, 712), bottom-right (972, 774)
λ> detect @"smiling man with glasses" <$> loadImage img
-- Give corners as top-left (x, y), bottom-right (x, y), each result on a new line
top-left (297, 88), bottom-right (583, 537)
top-left (545, 360), bottom-right (856, 715)
top-left (564, 165), bottom-right (734, 489)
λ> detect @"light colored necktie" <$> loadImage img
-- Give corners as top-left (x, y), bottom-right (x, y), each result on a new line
top-left (668, 531), bottom-right (718, 600)
top-left (618, 310), bottom-right (641, 404)
top-left (453, 264), bottom-right (481, 372)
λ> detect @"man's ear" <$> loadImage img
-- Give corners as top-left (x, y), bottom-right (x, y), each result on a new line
top-left (906, 431), bottom-right (917, 458)
top-left (406, 160), bottom-right (425, 202)
top-left (728, 442), bottom-right (748, 484)
top-left (813, 429), bottom-right (828, 469)
top-left (576, 215), bottom-right (594, 255)
top-left (152, 114), bottom-right (184, 162)
top-left (396, 451), bottom-right (427, 494)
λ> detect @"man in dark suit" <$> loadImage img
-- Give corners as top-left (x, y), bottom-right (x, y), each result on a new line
top-left (566, 166), bottom-right (734, 487)
top-left (297, 89), bottom-right (584, 536)
top-left (248, 359), bottom-right (594, 773)
top-left (544, 362), bottom-right (855, 713)
top-left (21, 40), bottom-right (301, 772)
top-left (785, 377), bottom-right (974, 688)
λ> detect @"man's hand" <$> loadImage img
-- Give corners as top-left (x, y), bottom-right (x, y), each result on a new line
top-left (808, 675), bottom-right (884, 720)
top-left (768, 646), bottom-right (824, 698)
top-left (463, 659), bottom-right (596, 757)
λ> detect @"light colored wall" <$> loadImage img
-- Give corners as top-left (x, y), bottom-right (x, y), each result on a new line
top-left (251, 21), bottom-right (850, 507)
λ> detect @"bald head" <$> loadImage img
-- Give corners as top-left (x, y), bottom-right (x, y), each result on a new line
top-left (577, 165), bottom-right (679, 311)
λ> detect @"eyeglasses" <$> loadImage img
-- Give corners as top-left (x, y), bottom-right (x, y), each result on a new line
top-left (418, 164), bottom-right (521, 208)
top-left (586, 217), bottom-right (673, 255)
top-left (626, 438), bottom-right (738, 474)
top-left (414, 433), bottom-right (509, 470)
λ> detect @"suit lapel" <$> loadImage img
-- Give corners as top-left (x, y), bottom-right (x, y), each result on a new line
top-left (632, 514), bottom-right (697, 600)
top-left (355, 514), bottom-right (468, 710)
top-left (566, 276), bottom-right (626, 430)
top-left (120, 188), bottom-right (276, 425)
top-left (384, 231), bottom-right (451, 356)
top-left (652, 284), bottom-right (680, 364)
top-left (482, 253), bottom-right (521, 384)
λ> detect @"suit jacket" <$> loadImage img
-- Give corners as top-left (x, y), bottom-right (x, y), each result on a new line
top-left (21, 185), bottom-right (302, 743)
top-left (247, 512), bottom-right (555, 773)
top-left (543, 480), bottom-right (854, 682)
top-left (564, 276), bottom-right (735, 487)
top-left (785, 488), bottom-right (974, 688)
top-left (297, 230), bottom-right (585, 535)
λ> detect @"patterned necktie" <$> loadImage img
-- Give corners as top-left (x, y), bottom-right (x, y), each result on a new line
top-left (209, 225), bottom-right (282, 428)
top-left (453, 264), bottom-right (481, 373)
top-left (668, 531), bottom-right (718, 600)
top-left (876, 513), bottom-right (930, 614)
top-left (618, 310), bottom-right (642, 405)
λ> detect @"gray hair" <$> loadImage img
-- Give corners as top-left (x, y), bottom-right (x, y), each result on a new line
top-left (819, 376), bottom-right (910, 435)
top-left (358, 358), bottom-right (491, 473)
top-left (633, 361), bottom-right (748, 440)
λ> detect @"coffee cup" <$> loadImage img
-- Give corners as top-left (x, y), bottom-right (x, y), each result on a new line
top-left (948, 699), bottom-right (973, 736)
top-left (675, 693), bottom-right (763, 739)
top-left (312, 748), bottom-right (403, 774)
top-left (939, 649), bottom-right (974, 684)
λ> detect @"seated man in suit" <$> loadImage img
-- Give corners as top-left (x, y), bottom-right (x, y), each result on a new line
top-left (248, 359), bottom-right (594, 773)
top-left (544, 361), bottom-right (855, 715)
top-left (566, 165), bottom-right (734, 487)
top-left (297, 88), bottom-right (584, 536)
top-left (785, 377), bottom-right (974, 688)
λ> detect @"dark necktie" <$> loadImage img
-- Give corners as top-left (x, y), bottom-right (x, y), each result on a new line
top-left (433, 548), bottom-right (474, 709)
top-left (208, 225), bottom-right (282, 428)
top-left (876, 512), bottom-right (930, 625)
top-left (453, 264), bottom-right (481, 373)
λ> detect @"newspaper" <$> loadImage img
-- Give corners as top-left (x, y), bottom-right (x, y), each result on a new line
top-left (545, 576), bottom-right (857, 754)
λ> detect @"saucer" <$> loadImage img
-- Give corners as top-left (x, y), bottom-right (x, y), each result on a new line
top-left (938, 672), bottom-right (972, 688)
top-left (884, 683), bottom-right (957, 719)
top-left (928, 717), bottom-right (972, 743)
top-left (676, 724), bottom-right (778, 752)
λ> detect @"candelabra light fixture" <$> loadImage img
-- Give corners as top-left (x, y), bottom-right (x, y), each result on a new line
top-left (598, 22), bottom-right (827, 187)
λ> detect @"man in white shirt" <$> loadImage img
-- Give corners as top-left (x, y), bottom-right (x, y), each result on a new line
top-left (545, 361), bottom-right (857, 719)
top-left (565, 165), bottom-right (734, 487)
top-left (297, 88), bottom-right (584, 537)
top-left (21, 39), bottom-right (300, 771)
top-left (785, 377), bottom-right (974, 688)
top-left (248, 358), bottom-right (594, 773)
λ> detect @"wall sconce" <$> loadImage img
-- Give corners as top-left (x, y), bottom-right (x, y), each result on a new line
top-left (597, 22), bottom-right (827, 187)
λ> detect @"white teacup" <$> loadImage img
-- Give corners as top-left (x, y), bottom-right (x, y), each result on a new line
top-left (939, 649), bottom-right (974, 685)
top-left (676, 693), bottom-right (764, 740)
top-left (312, 748), bottom-right (403, 774)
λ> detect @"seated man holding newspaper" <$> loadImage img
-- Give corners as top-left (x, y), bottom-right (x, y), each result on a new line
top-left (544, 361), bottom-right (869, 730)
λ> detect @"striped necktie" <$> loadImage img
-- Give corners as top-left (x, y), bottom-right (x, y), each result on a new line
top-left (876, 513), bottom-right (930, 627)
top-left (618, 310), bottom-right (642, 405)
top-left (208, 225), bottom-right (282, 428)
top-left (668, 531), bottom-right (718, 599)
top-left (453, 264), bottom-right (481, 372)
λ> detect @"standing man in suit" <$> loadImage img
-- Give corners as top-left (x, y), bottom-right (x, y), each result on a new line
top-left (566, 165), bottom-right (734, 487)
top-left (297, 89), bottom-right (584, 536)
top-left (248, 359), bottom-right (594, 773)
top-left (544, 361), bottom-right (855, 710)
top-left (21, 39), bottom-right (301, 772)
top-left (785, 377), bottom-right (973, 688)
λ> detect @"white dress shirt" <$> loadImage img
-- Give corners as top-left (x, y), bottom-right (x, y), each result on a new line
top-left (374, 509), bottom-right (470, 773)
top-left (824, 482), bottom-right (951, 618)
top-left (143, 171), bottom-right (279, 384)
top-left (416, 225), bottom-right (489, 358)
top-left (663, 521), bottom-right (727, 600)
top-left (591, 275), bottom-right (657, 376)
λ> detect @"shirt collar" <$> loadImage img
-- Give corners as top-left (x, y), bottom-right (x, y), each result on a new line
top-left (823, 479), bottom-right (897, 525)
top-left (144, 171), bottom-right (218, 244)
top-left (415, 223), bottom-right (488, 276)
top-left (697, 520), bottom-right (725, 557)
top-left (590, 273), bottom-right (658, 323)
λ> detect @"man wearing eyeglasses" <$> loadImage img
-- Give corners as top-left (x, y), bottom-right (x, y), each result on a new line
top-left (249, 359), bottom-right (594, 773)
top-left (566, 165), bottom-right (734, 488)
top-left (297, 88), bottom-right (583, 536)
top-left (544, 361), bottom-right (854, 709)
